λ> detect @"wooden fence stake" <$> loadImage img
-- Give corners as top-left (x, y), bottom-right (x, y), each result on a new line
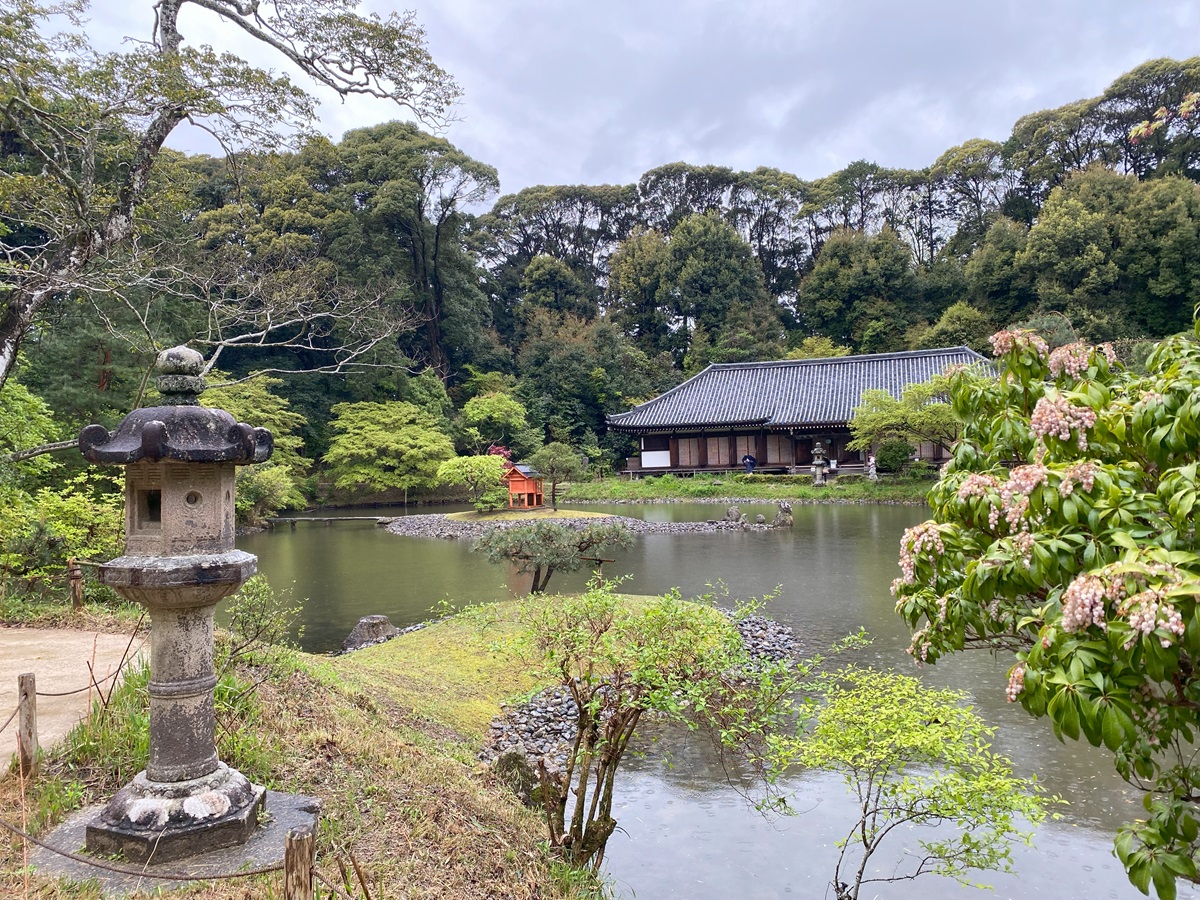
top-left (284, 823), bottom-right (315, 900)
top-left (68, 557), bottom-right (84, 609)
top-left (17, 673), bottom-right (38, 779)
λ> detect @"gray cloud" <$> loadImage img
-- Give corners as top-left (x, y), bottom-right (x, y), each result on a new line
top-left (87, 1), bottom-right (1200, 197)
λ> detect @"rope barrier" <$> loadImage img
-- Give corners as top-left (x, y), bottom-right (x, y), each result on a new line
top-left (0, 705), bottom-right (17, 736)
top-left (34, 668), bottom-right (120, 697)
top-left (0, 813), bottom-right (284, 881)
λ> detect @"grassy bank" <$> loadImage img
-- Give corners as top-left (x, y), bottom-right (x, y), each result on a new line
top-left (563, 473), bottom-right (933, 505)
top-left (0, 595), bottom-right (142, 631)
top-left (3, 611), bottom-right (595, 899)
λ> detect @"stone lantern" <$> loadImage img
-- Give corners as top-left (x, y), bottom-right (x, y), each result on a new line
top-left (77, 346), bottom-right (273, 863)
top-left (811, 440), bottom-right (829, 486)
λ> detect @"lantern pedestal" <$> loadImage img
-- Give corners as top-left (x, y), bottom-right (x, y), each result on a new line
top-left (85, 764), bottom-right (265, 864)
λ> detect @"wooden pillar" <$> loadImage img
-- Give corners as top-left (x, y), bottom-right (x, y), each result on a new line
top-left (18, 672), bottom-right (37, 779)
top-left (284, 823), bottom-right (315, 900)
top-left (668, 436), bottom-right (679, 469)
top-left (756, 431), bottom-right (768, 466)
top-left (698, 433), bottom-right (708, 469)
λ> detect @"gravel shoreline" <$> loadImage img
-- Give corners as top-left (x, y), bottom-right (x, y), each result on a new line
top-left (384, 511), bottom-right (790, 539)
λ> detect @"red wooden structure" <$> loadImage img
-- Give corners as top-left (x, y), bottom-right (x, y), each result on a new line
top-left (502, 464), bottom-right (544, 509)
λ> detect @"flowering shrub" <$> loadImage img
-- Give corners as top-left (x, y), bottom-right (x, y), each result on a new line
top-left (892, 322), bottom-right (1200, 899)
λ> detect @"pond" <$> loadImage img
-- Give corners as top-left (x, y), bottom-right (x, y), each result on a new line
top-left (238, 503), bottom-right (1178, 899)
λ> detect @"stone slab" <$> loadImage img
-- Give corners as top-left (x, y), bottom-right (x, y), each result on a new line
top-left (28, 790), bottom-right (321, 897)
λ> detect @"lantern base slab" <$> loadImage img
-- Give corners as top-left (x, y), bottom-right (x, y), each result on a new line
top-left (85, 763), bottom-right (265, 864)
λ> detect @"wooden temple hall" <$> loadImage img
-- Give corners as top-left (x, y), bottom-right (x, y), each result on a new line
top-left (606, 347), bottom-right (987, 475)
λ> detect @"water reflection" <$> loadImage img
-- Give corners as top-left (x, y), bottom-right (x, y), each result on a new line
top-left (238, 502), bottom-right (1187, 899)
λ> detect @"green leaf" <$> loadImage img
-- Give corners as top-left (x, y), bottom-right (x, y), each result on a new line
top-left (1151, 863), bottom-right (1177, 900)
top-left (1102, 706), bottom-right (1130, 752)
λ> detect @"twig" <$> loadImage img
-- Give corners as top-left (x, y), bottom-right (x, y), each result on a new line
top-left (349, 852), bottom-right (373, 900)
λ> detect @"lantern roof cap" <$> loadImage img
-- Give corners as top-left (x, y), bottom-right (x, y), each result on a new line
top-left (78, 346), bottom-right (273, 466)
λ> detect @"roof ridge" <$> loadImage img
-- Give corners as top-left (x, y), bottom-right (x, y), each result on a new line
top-left (706, 346), bottom-right (986, 370)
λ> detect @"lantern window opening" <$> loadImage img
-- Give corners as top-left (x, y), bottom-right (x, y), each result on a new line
top-left (137, 489), bottom-right (162, 531)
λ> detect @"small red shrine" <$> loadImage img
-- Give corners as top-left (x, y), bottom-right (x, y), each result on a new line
top-left (502, 464), bottom-right (544, 509)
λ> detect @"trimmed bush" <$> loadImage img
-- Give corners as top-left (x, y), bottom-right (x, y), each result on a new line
top-left (876, 439), bottom-right (914, 473)
top-left (832, 473), bottom-right (866, 485)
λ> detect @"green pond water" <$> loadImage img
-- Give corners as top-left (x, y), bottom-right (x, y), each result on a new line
top-left (238, 503), bottom-right (1182, 900)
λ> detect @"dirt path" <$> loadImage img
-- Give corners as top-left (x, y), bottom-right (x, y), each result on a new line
top-left (0, 627), bottom-right (145, 762)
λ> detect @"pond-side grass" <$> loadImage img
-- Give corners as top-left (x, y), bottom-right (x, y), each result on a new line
top-left (334, 610), bottom-right (540, 737)
top-left (563, 473), bottom-right (933, 504)
top-left (1, 609), bottom-right (599, 900)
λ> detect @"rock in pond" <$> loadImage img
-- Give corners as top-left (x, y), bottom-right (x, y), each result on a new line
top-left (341, 614), bottom-right (399, 652)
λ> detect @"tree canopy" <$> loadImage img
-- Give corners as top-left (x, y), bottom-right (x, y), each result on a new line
top-left (472, 521), bottom-right (631, 594)
top-left (0, 0), bottom-right (459, 392)
top-left (324, 401), bottom-right (454, 495)
top-left (849, 372), bottom-right (964, 452)
top-left (528, 442), bottom-right (587, 509)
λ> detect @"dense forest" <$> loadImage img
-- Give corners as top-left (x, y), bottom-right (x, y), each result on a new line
top-left (4, 52), bottom-right (1200, 522)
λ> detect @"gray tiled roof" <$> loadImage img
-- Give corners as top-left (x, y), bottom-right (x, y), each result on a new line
top-left (607, 347), bottom-right (989, 432)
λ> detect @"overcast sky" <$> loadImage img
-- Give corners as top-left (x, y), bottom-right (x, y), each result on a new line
top-left (96, 1), bottom-right (1199, 198)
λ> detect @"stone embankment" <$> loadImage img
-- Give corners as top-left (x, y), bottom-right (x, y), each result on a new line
top-left (385, 510), bottom-right (790, 540)
top-left (478, 611), bottom-right (803, 773)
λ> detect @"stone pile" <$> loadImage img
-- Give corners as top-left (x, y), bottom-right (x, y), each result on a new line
top-left (481, 686), bottom-right (579, 775)
top-left (479, 611), bottom-right (803, 771)
top-left (724, 612), bottom-right (804, 663)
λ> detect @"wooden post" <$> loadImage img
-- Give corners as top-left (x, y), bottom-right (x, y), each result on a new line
top-left (17, 673), bottom-right (37, 779)
top-left (284, 823), bottom-right (315, 900)
top-left (68, 557), bottom-right (84, 609)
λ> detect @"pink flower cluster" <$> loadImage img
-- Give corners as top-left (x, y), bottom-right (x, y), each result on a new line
top-left (997, 464), bottom-right (1049, 531)
top-left (895, 522), bottom-right (945, 589)
top-left (1059, 462), bottom-right (1097, 497)
top-left (1061, 574), bottom-right (1118, 632)
top-left (1010, 532), bottom-right (1035, 567)
top-left (1061, 564), bottom-right (1189, 649)
top-left (1118, 589), bottom-right (1185, 650)
top-left (1048, 342), bottom-right (1091, 379)
top-left (907, 626), bottom-right (933, 663)
top-left (1030, 394), bottom-right (1098, 451)
top-left (989, 329), bottom-right (1049, 359)
top-left (959, 466), bottom-right (1095, 533)
top-left (957, 473), bottom-right (999, 500)
top-left (1099, 343), bottom-right (1118, 367)
top-left (1006, 662), bottom-right (1026, 702)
